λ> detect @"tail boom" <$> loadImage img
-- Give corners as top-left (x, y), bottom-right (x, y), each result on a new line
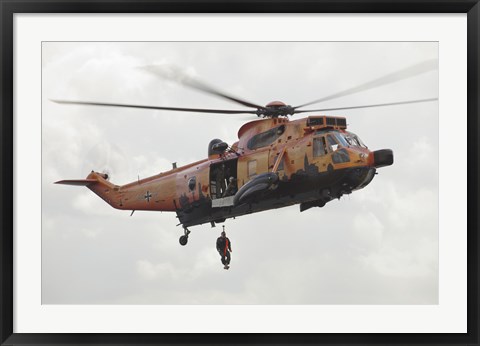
top-left (55, 171), bottom-right (177, 212)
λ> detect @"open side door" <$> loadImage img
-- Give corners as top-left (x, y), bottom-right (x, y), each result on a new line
top-left (209, 158), bottom-right (238, 201)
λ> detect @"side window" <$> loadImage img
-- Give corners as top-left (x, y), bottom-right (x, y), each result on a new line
top-left (247, 125), bottom-right (285, 150)
top-left (313, 137), bottom-right (327, 157)
top-left (248, 160), bottom-right (257, 177)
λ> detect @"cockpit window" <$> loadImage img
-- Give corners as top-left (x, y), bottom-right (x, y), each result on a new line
top-left (333, 133), bottom-right (349, 147)
top-left (332, 148), bottom-right (350, 164)
top-left (356, 135), bottom-right (367, 148)
top-left (326, 135), bottom-right (339, 151)
top-left (342, 132), bottom-right (367, 148)
top-left (313, 137), bottom-right (327, 157)
top-left (247, 125), bottom-right (285, 150)
top-left (326, 135), bottom-right (337, 146)
top-left (313, 130), bottom-right (367, 149)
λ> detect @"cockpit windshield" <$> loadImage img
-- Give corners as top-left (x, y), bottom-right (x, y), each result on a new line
top-left (314, 130), bottom-right (368, 149)
top-left (333, 132), bottom-right (349, 147)
top-left (340, 132), bottom-right (367, 149)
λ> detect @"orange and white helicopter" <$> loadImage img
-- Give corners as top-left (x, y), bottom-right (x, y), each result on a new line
top-left (54, 62), bottom-right (437, 246)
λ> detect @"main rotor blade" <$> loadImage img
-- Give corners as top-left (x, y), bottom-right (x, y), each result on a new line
top-left (293, 97), bottom-right (438, 114)
top-left (140, 64), bottom-right (264, 109)
top-left (51, 100), bottom-right (258, 115)
top-left (294, 59), bottom-right (438, 109)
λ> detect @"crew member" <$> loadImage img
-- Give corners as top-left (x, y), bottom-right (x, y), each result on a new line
top-left (223, 176), bottom-right (237, 197)
top-left (216, 230), bottom-right (232, 270)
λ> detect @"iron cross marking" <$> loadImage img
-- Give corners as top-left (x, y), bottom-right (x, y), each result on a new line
top-left (144, 191), bottom-right (152, 202)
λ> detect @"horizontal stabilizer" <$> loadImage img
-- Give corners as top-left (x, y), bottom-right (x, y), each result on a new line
top-left (55, 179), bottom-right (97, 186)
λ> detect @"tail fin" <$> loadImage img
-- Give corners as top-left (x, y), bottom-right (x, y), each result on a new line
top-left (55, 171), bottom-right (123, 209)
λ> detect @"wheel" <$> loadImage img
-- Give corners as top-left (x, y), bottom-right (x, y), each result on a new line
top-left (179, 235), bottom-right (188, 246)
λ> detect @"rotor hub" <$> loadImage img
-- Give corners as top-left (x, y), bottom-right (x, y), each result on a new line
top-left (265, 101), bottom-right (286, 107)
top-left (257, 101), bottom-right (294, 118)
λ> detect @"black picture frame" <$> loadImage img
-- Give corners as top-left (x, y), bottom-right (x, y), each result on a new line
top-left (1, 1), bottom-right (479, 345)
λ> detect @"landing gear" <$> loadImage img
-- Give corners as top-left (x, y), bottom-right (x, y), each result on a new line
top-left (179, 228), bottom-right (191, 246)
top-left (179, 235), bottom-right (188, 246)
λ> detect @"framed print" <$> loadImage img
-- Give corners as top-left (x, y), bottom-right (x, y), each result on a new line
top-left (1, 1), bottom-right (479, 345)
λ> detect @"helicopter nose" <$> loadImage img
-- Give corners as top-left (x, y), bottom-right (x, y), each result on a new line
top-left (372, 149), bottom-right (394, 168)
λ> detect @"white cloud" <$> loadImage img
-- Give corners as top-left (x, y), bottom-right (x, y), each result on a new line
top-left (72, 191), bottom-right (117, 216)
top-left (352, 212), bottom-right (384, 252)
top-left (136, 259), bottom-right (177, 281)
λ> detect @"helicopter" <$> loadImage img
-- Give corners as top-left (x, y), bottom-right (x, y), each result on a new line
top-left (54, 61), bottom-right (437, 246)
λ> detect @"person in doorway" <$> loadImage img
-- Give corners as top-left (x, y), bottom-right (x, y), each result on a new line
top-left (216, 230), bottom-right (232, 270)
top-left (222, 176), bottom-right (237, 197)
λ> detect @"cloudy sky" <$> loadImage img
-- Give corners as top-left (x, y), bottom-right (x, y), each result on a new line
top-left (41, 42), bottom-right (438, 304)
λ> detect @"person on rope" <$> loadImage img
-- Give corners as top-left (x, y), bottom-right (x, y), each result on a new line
top-left (216, 228), bottom-right (232, 270)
